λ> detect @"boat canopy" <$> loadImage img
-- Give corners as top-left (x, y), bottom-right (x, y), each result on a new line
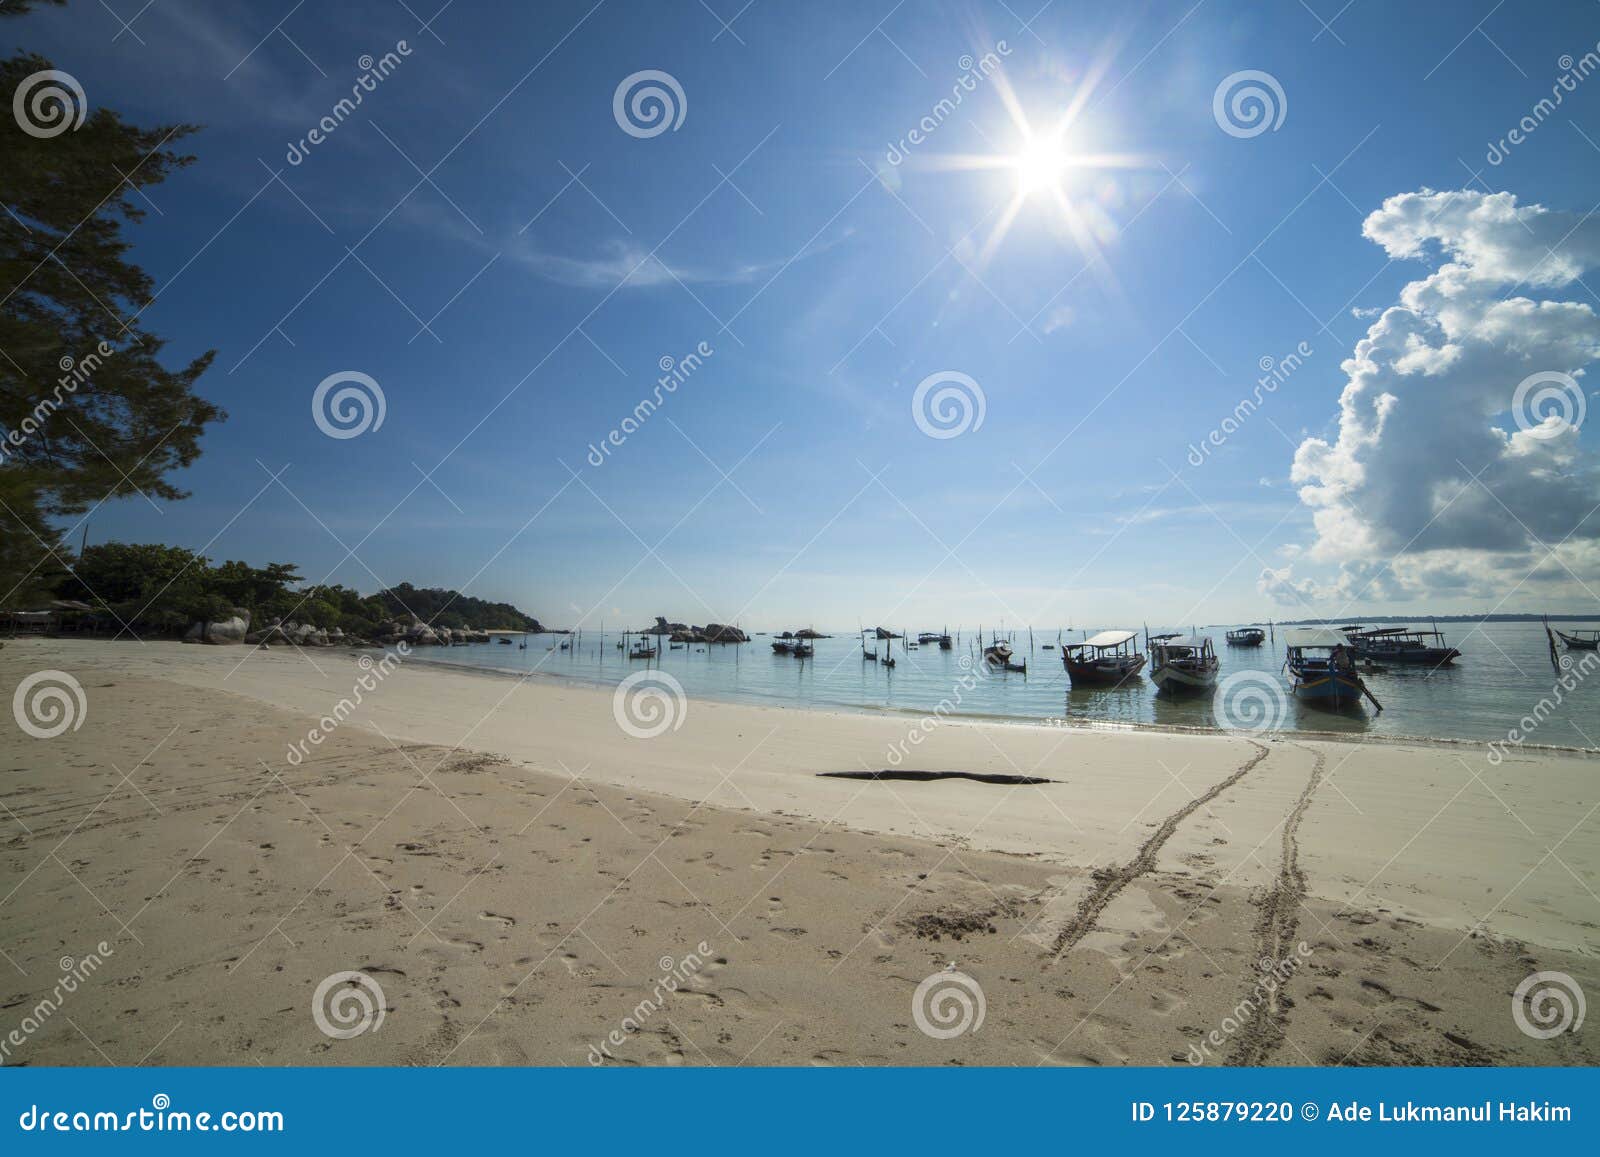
top-left (1080, 629), bottom-right (1136, 648)
top-left (1153, 635), bottom-right (1209, 649)
top-left (1284, 628), bottom-right (1349, 648)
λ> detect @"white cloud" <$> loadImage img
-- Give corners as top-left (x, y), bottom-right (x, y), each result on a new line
top-left (1287, 189), bottom-right (1600, 604)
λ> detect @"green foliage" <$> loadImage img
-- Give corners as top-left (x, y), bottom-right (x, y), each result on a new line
top-left (52, 542), bottom-right (543, 636)
top-left (1, 39), bottom-right (223, 602)
top-left (372, 583), bottom-right (542, 631)
top-left (59, 541), bottom-right (206, 608)
top-left (0, 2), bottom-right (69, 16)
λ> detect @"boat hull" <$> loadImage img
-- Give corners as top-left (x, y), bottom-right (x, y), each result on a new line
top-left (1350, 645), bottom-right (1459, 666)
top-left (1151, 663), bottom-right (1218, 694)
top-left (1063, 655), bottom-right (1146, 686)
top-left (1287, 668), bottom-right (1365, 708)
top-left (1556, 631), bottom-right (1600, 651)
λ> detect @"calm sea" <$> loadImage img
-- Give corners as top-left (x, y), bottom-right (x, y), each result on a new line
top-left (400, 622), bottom-right (1600, 752)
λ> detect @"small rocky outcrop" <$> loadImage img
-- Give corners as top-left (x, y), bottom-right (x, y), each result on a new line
top-left (185, 608), bottom-right (251, 644)
top-left (641, 617), bottom-right (748, 643)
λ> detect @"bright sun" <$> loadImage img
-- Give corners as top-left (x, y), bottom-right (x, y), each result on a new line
top-left (1014, 135), bottom-right (1069, 194)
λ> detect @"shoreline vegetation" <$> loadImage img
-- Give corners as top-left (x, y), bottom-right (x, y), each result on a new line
top-left (10, 538), bottom-right (1597, 646)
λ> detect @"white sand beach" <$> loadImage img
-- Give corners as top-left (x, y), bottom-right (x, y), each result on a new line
top-left (2, 637), bottom-right (1595, 1066)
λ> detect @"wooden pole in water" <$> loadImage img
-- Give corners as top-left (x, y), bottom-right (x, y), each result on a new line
top-left (1545, 614), bottom-right (1560, 669)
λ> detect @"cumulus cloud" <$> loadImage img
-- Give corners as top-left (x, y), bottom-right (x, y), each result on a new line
top-left (1283, 189), bottom-right (1600, 605)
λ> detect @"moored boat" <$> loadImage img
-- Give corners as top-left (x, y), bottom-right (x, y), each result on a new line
top-left (1555, 628), bottom-right (1600, 651)
top-left (1345, 626), bottom-right (1461, 666)
top-left (1284, 628), bottom-right (1374, 710)
top-left (1148, 633), bottom-right (1219, 694)
top-left (982, 641), bottom-right (1012, 665)
top-left (1225, 627), bottom-right (1266, 647)
top-left (1061, 630), bottom-right (1145, 686)
top-left (981, 634), bottom-right (1025, 671)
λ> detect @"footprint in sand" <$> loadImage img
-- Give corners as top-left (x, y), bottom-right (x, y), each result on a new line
top-left (1148, 989), bottom-right (1185, 1016)
top-left (477, 911), bottom-right (515, 929)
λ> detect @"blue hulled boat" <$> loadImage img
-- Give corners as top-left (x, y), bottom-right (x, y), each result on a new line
top-left (1283, 628), bottom-right (1373, 710)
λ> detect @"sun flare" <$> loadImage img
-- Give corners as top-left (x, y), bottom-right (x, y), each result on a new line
top-left (1013, 134), bottom-right (1069, 195)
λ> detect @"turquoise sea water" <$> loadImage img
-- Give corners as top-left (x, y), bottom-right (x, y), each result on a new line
top-left (401, 622), bottom-right (1600, 751)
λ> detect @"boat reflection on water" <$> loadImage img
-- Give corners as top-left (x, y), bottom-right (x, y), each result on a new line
top-left (1060, 676), bottom-right (1148, 727)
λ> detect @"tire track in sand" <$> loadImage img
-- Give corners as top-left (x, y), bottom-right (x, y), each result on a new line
top-left (1226, 742), bottom-right (1326, 1066)
top-left (1050, 739), bottom-right (1269, 960)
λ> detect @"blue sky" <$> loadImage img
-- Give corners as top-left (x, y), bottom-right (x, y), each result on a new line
top-left (15, 0), bottom-right (1600, 629)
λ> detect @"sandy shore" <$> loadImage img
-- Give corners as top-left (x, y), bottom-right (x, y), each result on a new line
top-left (2, 637), bottom-right (1596, 1066)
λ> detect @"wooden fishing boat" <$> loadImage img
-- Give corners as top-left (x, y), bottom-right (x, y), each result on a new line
top-left (1555, 628), bottom-right (1600, 651)
top-left (1061, 630), bottom-right (1145, 686)
top-left (1148, 633), bottom-right (1219, 694)
top-left (978, 630), bottom-right (1022, 671)
top-left (771, 639), bottom-right (797, 655)
top-left (938, 633), bottom-right (953, 650)
top-left (628, 641), bottom-right (657, 659)
top-left (793, 640), bottom-right (813, 657)
top-left (1225, 627), bottom-right (1266, 647)
top-left (1283, 629), bottom-right (1376, 710)
top-left (1345, 626), bottom-right (1461, 666)
top-left (917, 632), bottom-right (941, 645)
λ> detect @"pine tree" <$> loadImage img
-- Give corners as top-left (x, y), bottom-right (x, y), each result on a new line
top-left (1, 14), bottom-right (224, 606)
